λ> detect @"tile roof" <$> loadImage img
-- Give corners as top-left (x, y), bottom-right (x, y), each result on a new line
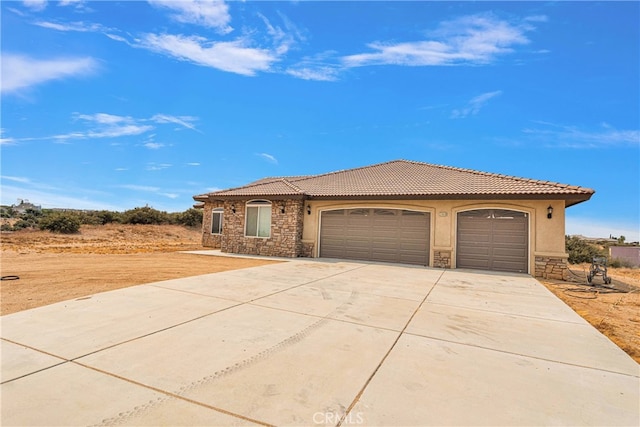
top-left (194, 160), bottom-right (594, 204)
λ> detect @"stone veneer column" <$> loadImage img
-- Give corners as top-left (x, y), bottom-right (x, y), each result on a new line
top-left (433, 250), bottom-right (452, 268)
top-left (535, 256), bottom-right (568, 280)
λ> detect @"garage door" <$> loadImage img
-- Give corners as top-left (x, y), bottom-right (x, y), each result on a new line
top-left (456, 209), bottom-right (528, 273)
top-left (319, 209), bottom-right (430, 266)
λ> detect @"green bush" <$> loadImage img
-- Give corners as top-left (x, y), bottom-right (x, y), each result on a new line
top-left (122, 206), bottom-right (169, 225)
top-left (12, 219), bottom-right (34, 230)
top-left (171, 208), bottom-right (203, 227)
top-left (77, 210), bottom-right (123, 225)
top-left (39, 213), bottom-right (81, 234)
top-left (565, 236), bottom-right (606, 264)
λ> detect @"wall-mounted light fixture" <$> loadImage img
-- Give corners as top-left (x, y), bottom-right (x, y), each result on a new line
top-left (307, 204), bottom-right (311, 215)
top-left (280, 204), bottom-right (285, 214)
top-left (547, 205), bottom-right (553, 219)
top-left (231, 204), bottom-right (236, 214)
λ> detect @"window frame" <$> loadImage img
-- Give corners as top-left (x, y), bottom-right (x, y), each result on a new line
top-left (244, 200), bottom-right (272, 238)
top-left (211, 208), bottom-right (224, 235)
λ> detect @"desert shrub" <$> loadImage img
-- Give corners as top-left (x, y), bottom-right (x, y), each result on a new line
top-left (0, 223), bottom-right (13, 231)
top-left (172, 208), bottom-right (203, 227)
top-left (0, 206), bottom-right (16, 218)
top-left (12, 219), bottom-right (34, 230)
top-left (11, 208), bottom-right (43, 230)
top-left (122, 206), bottom-right (169, 225)
top-left (96, 210), bottom-right (123, 224)
top-left (565, 235), bottom-right (606, 264)
top-left (78, 210), bottom-right (123, 225)
top-left (39, 212), bottom-right (81, 234)
top-left (608, 258), bottom-right (635, 269)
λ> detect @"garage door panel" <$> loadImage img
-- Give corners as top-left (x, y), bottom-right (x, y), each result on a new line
top-left (492, 248), bottom-right (527, 259)
top-left (494, 238), bottom-right (527, 247)
top-left (457, 209), bottom-right (528, 274)
top-left (320, 209), bottom-right (430, 266)
top-left (459, 258), bottom-right (491, 269)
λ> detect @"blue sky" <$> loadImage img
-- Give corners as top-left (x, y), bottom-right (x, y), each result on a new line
top-left (1, 1), bottom-right (638, 241)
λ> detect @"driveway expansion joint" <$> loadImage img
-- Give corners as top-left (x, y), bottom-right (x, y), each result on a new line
top-left (338, 268), bottom-right (447, 426)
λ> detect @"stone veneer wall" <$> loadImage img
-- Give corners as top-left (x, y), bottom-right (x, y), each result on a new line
top-left (433, 250), bottom-right (451, 268)
top-left (300, 242), bottom-right (314, 258)
top-left (535, 256), bottom-right (568, 280)
top-left (221, 199), bottom-right (305, 258)
top-left (201, 201), bottom-right (224, 248)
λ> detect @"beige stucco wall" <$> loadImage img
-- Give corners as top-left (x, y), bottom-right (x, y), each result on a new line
top-left (301, 199), bottom-right (567, 275)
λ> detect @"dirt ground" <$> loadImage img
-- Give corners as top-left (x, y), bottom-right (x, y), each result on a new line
top-left (1, 224), bottom-right (639, 363)
top-left (0, 224), bottom-right (277, 315)
top-left (540, 265), bottom-right (640, 363)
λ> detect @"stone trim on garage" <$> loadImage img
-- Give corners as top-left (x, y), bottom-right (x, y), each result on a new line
top-left (433, 250), bottom-right (452, 269)
top-left (535, 255), bottom-right (569, 280)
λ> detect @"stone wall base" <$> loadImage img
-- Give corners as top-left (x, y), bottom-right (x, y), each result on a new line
top-left (300, 242), bottom-right (314, 258)
top-left (433, 250), bottom-right (452, 268)
top-left (535, 256), bottom-right (568, 280)
top-left (202, 234), bottom-right (222, 248)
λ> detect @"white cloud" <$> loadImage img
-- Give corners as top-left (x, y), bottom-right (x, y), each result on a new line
top-left (1, 175), bottom-right (31, 184)
top-left (522, 122), bottom-right (640, 148)
top-left (1, 129), bottom-right (16, 145)
top-left (148, 0), bottom-right (232, 33)
top-left (138, 33), bottom-right (277, 76)
top-left (144, 142), bottom-right (165, 149)
top-left (257, 12), bottom-right (300, 56)
top-left (342, 13), bottom-right (536, 67)
top-left (119, 184), bottom-right (160, 192)
top-left (54, 113), bottom-right (153, 140)
top-left (146, 163), bottom-right (172, 171)
top-left (34, 21), bottom-right (104, 32)
top-left (4, 112), bottom-right (200, 144)
top-left (22, 0), bottom-right (47, 11)
top-left (1, 54), bottom-right (98, 94)
top-left (151, 114), bottom-right (199, 132)
top-left (0, 184), bottom-right (120, 211)
top-left (257, 153), bottom-right (278, 164)
top-left (524, 15), bottom-right (549, 23)
top-left (75, 112), bottom-right (132, 125)
top-left (451, 90), bottom-right (502, 118)
top-left (186, 162), bottom-right (201, 166)
top-left (286, 66), bottom-right (340, 82)
top-left (159, 193), bottom-right (179, 199)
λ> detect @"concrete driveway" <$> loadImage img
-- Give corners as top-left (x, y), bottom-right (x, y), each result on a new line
top-left (1, 259), bottom-right (638, 426)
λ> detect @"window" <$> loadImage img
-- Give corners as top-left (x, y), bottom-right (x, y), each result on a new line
top-left (245, 200), bottom-right (271, 238)
top-left (211, 208), bottom-right (223, 234)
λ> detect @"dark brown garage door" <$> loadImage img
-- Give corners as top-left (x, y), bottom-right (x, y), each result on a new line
top-left (320, 209), bottom-right (430, 266)
top-left (457, 209), bottom-right (528, 273)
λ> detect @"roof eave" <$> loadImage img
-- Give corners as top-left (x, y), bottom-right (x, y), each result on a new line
top-left (306, 193), bottom-right (595, 201)
top-left (192, 194), bottom-right (308, 201)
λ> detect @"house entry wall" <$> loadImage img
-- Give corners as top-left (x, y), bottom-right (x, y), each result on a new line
top-left (319, 208), bottom-right (430, 266)
top-left (456, 209), bottom-right (529, 273)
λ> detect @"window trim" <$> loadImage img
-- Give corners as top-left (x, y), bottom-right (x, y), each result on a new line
top-left (244, 200), bottom-right (272, 238)
top-left (211, 208), bottom-right (224, 235)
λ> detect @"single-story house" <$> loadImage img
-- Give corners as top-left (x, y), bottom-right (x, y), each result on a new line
top-left (193, 160), bottom-right (594, 280)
